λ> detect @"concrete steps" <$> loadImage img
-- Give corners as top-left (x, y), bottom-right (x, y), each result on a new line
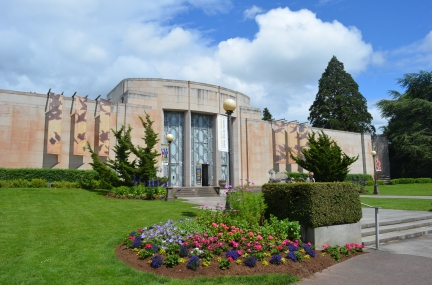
top-left (173, 186), bottom-right (220, 198)
top-left (362, 213), bottom-right (432, 246)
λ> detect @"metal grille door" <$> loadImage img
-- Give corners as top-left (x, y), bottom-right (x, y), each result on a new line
top-left (191, 113), bottom-right (213, 186)
top-left (164, 111), bottom-right (184, 186)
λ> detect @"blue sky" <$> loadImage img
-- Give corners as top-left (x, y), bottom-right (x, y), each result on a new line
top-left (1, 0), bottom-right (432, 132)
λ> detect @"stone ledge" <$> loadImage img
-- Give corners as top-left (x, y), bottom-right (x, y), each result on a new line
top-left (302, 222), bottom-right (362, 250)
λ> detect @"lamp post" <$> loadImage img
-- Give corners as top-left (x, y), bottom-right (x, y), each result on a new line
top-left (166, 134), bottom-right (174, 201)
top-left (223, 98), bottom-right (236, 210)
top-left (371, 151), bottom-right (379, 195)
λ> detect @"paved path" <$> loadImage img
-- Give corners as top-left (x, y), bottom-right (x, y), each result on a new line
top-left (180, 196), bottom-right (432, 284)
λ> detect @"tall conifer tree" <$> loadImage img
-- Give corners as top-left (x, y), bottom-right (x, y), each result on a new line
top-left (262, 107), bottom-right (273, 121)
top-left (308, 56), bottom-right (375, 133)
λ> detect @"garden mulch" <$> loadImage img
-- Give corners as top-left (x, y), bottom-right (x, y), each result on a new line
top-left (115, 244), bottom-right (365, 279)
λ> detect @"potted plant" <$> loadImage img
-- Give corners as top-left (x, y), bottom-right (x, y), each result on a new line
top-left (218, 179), bottom-right (227, 188)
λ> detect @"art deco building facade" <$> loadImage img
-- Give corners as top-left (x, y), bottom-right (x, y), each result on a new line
top-left (0, 78), bottom-right (381, 186)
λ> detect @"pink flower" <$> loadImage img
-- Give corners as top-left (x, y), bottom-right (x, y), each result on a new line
top-left (237, 250), bottom-right (242, 255)
top-left (247, 243), bottom-right (251, 247)
top-left (228, 232), bottom-right (233, 235)
top-left (323, 244), bottom-right (329, 249)
top-left (268, 235), bottom-right (273, 240)
top-left (212, 222), bottom-right (218, 227)
top-left (227, 257), bottom-right (233, 262)
top-left (248, 232), bottom-right (254, 237)
top-left (277, 246), bottom-right (283, 251)
top-left (207, 245), bottom-right (213, 250)
top-left (218, 232), bottom-right (223, 236)
top-left (241, 237), bottom-right (245, 241)
top-left (247, 249), bottom-right (251, 253)
top-left (307, 242), bottom-right (311, 246)
top-left (183, 242), bottom-right (189, 246)
top-left (257, 235), bottom-right (263, 240)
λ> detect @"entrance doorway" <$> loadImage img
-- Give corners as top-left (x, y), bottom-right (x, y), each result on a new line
top-left (202, 164), bottom-right (209, 186)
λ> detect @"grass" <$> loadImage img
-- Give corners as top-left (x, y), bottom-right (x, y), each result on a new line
top-left (360, 197), bottom-right (432, 211)
top-left (362, 183), bottom-right (432, 196)
top-left (0, 188), bottom-right (298, 285)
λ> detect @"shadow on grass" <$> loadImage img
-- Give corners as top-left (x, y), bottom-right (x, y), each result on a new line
top-left (82, 188), bottom-right (110, 196)
top-left (181, 211), bottom-right (197, 217)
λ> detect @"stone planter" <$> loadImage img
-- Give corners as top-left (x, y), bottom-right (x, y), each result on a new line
top-left (218, 182), bottom-right (226, 189)
top-left (301, 222), bottom-right (362, 250)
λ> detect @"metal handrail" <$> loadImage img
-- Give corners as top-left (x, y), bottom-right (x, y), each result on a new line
top-left (361, 202), bottom-right (381, 250)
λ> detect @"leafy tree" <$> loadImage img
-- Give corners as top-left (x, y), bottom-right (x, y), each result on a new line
top-left (376, 71), bottom-right (432, 178)
top-left (262, 107), bottom-right (273, 121)
top-left (290, 130), bottom-right (358, 182)
top-left (308, 56), bottom-right (375, 133)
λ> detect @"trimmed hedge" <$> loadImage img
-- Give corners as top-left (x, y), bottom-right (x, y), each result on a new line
top-left (389, 178), bottom-right (432, 185)
top-left (285, 172), bottom-right (372, 182)
top-left (262, 182), bottom-right (362, 228)
top-left (0, 168), bottom-right (99, 182)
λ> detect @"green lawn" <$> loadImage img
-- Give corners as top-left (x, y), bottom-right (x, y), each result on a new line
top-left (0, 188), bottom-right (298, 285)
top-left (361, 197), bottom-right (432, 211)
top-left (363, 183), bottom-right (432, 196)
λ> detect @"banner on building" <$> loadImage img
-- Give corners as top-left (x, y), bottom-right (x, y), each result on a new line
top-left (375, 157), bottom-right (382, 171)
top-left (217, 114), bottom-right (228, 152)
top-left (161, 144), bottom-right (169, 165)
top-left (98, 99), bottom-right (111, 156)
top-left (73, 96), bottom-right (87, 155)
top-left (195, 163), bottom-right (202, 186)
top-left (274, 120), bottom-right (287, 164)
top-left (47, 92), bottom-right (63, 154)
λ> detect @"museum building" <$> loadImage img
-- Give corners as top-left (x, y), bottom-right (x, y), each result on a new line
top-left (0, 78), bottom-right (388, 187)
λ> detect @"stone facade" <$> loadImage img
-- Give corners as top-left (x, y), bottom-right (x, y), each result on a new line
top-left (0, 78), bottom-right (384, 186)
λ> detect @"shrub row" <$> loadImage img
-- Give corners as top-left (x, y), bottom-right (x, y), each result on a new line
top-left (0, 168), bottom-right (99, 182)
top-left (0, 179), bottom-right (80, 188)
top-left (262, 182), bottom-right (362, 228)
top-left (285, 172), bottom-right (372, 182)
top-left (389, 178), bottom-right (432, 185)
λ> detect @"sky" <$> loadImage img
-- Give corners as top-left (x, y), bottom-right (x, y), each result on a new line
top-left (1, 0), bottom-right (432, 133)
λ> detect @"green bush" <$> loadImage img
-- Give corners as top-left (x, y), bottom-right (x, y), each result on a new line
top-left (110, 185), bottom-right (166, 199)
top-left (52, 181), bottom-right (81, 188)
top-left (285, 172), bottom-right (308, 181)
top-left (390, 178), bottom-right (432, 185)
top-left (0, 168), bottom-right (99, 182)
top-left (286, 172), bottom-right (373, 183)
top-left (345, 174), bottom-right (373, 182)
top-left (262, 182), bottom-right (362, 228)
top-left (415, 178), bottom-right (432, 183)
top-left (30, 179), bottom-right (48, 188)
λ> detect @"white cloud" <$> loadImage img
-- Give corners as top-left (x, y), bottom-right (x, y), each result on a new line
top-left (243, 5), bottom-right (264, 20)
top-left (0, 2), bottom-right (384, 126)
top-left (216, 7), bottom-right (376, 122)
top-left (388, 30), bottom-right (432, 71)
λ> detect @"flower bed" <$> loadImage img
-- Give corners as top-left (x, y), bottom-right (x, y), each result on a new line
top-left (117, 204), bottom-right (364, 279)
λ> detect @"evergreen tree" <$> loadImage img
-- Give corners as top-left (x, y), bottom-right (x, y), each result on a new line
top-left (106, 125), bottom-right (137, 186)
top-left (262, 107), bottom-right (273, 121)
top-left (290, 130), bottom-right (358, 182)
top-left (377, 71), bottom-right (432, 178)
top-left (87, 112), bottom-right (161, 187)
top-left (86, 141), bottom-right (121, 187)
top-left (308, 56), bottom-right (375, 133)
top-left (130, 113), bottom-right (161, 183)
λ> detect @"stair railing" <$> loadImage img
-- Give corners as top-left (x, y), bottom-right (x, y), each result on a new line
top-left (361, 203), bottom-right (381, 250)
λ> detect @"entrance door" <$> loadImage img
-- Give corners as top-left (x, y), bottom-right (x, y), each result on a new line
top-left (202, 164), bottom-right (209, 186)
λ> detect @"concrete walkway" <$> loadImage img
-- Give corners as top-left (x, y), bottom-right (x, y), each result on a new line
top-left (180, 195), bottom-right (432, 284)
